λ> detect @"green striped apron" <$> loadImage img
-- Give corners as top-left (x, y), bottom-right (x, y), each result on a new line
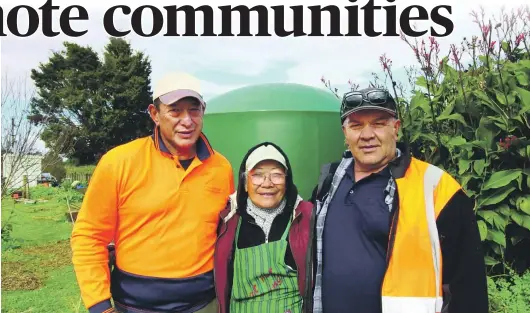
top-left (229, 217), bottom-right (303, 313)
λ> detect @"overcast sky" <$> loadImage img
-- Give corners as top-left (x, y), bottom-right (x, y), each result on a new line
top-left (1, 0), bottom-right (529, 151)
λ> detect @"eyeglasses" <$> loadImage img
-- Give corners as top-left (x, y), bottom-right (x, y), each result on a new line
top-left (249, 172), bottom-right (287, 185)
top-left (166, 106), bottom-right (203, 119)
top-left (341, 89), bottom-right (396, 118)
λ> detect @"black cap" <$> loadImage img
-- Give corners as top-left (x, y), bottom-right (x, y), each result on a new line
top-left (340, 87), bottom-right (397, 123)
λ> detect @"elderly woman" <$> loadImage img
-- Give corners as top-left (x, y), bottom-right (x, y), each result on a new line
top-left (214, 142), bottom-right (314, 313)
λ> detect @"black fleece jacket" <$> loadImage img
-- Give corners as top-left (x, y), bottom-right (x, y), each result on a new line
top-left (309, 144), bottom-right (489, 313)
top-left (437, 189), bottom-right (489, 313)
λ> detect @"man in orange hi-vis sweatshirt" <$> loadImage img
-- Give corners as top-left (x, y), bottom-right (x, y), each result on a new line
top-left (71, 72), bottom-right (234, 313)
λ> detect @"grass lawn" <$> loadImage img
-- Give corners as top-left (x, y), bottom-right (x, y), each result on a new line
top-left (65, 164), bottom-right (96, 175)
top-left (2, 182), bottom-right (529, 312)
top-left (1, 186), bottom-right (88, 313)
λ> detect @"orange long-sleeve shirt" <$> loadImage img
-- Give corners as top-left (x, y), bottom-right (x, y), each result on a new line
top-left (71, 129), bottom-right (234, 313)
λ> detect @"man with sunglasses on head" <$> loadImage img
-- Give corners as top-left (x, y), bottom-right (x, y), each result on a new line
top-left (308, 87), bottom-right (488, 313)
top-left (71, 72), bottom-right (234, 313)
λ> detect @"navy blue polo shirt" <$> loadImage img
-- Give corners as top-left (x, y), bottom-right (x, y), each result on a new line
top-left (322, 162), bottom-right (391, 313)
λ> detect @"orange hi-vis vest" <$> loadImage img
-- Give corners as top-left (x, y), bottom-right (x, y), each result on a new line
top-left (381, 157), bottom-right (462, 313)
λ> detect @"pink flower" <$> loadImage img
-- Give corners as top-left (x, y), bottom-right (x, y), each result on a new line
top-left (515, 33), bottom-right (525, 46)
top-left (489, 41), bottom-right (496, 51)
top-left (429, 36), bottom-right (436, 45)
top-left (482, 25), bottom-right (490, 37)
top-left (499, 135), bottom-right (517, 149)
top-left (429, 37), bottom-right (440, 54)
top-left (379, 54), bottom-right (392, 71)
top-left (450, 44), bottom-right (461, 64)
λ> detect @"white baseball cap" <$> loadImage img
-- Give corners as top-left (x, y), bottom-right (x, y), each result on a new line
top-left (153, 72), bottom-right (206, 108)
top-left (246, 144), bottom-right (288, 172)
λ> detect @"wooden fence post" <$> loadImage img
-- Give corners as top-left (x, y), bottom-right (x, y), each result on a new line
top-left (22, 175), bottom-right (29, 199)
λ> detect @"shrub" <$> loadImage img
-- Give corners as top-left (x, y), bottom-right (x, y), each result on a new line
top-left (488, 268), bottom-right (530, 312)
top-left (42, 152), bottom-right (66, 183)
top-left (323, 7), bottom-right (530, 273)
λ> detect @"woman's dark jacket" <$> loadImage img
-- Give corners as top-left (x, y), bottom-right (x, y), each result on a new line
top-left (213, 142), bottom-right (313, 313)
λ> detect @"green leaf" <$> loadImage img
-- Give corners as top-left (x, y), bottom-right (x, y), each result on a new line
top-left (515, 71), bottom-right (529, 86)
top-left (511, 212), bottom-right (530, 230)
top-left (474, 90), bottom-right (508, 121)
top-left (515, 86), bottom-right (530, 115)
top-left (478, 210), bottom-right (508, 230)
top-left (519, 104), bottom-right (530, 116)
top-left (492, 243), bottom-right (503, 256)
top-left (448, 136), bottom-right (467, 146)
top-left (501, 41), bottom-right (510, 52)
top-left (525, 168), bottom-right (530, 187)
top-left (496, 91), bottom-right (508, 105)
top-left (473, 159), bottom-right (486, 176)
top-left (516, 195), bottom-right (530, 215)
top-left (459, 140), bottom-right (488, 152)
top-left (478, 55), bottom-right (490, 66)
top-left (477, 186), bottom-right (516, 208)
top-left (437, 113), bottom-right (468, 127)
top-left (517, 174), bottom-right (523, 191)
top-left (518, 147), bottom-right (528, 158)
top-left (420, 133), bottom-right (437, 144)
top-left (484, 255), bottom-right (500, 266)
top-left (489, 116), bottom-right (509, 131)
top-left (497, 204), bottom-right (512, 216)
top-left (438, 101), bottom-right (455, 117)
top-left (478, 210), bottom-right (496, 226)
top-left (519, 60), bottom-right (530, 69)
top-left (458, 159), bottom-right (471, 175)
top-left (493, 212), bottom-right (508, 231)
top-left (486, 229), bottom-right (506, 248)
top-left (482, 170), bottom-right (523, 190)
top-left (475, 117), bottom-right (499, 148)
top-left (459, 174), bottom-right (474, 192)
top-left (477, 220), bottom-right (488, 241)
top-left (470, 140), bottom-right (490, 151)
top-left (416, 76), bottom-right (428, 89)
top-left (411, 95), bottom-right (432, 116)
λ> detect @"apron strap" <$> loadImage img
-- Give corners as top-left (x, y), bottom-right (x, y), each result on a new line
top-left (234, 217), bottom-right (243, 244)
top-left (234, 208), bottom-right (294, 244)
top-left (280, 213), bottom-right (294, 241)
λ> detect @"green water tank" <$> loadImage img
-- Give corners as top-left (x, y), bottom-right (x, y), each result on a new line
top-left (202, 83), bottom-right (345, 200)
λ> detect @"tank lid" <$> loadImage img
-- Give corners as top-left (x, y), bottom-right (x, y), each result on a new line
top-left (204, 83), bottom-right (341, 114)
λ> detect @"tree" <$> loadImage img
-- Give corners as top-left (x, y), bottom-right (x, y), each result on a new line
top-left (29, 37), bottom-right (153, 165)
top-left (41, 151), bottom-right (66, 183)
top-left (1, 73), bottom-right (70, 198)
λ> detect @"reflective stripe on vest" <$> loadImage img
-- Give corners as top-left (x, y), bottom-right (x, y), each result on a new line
top-left (381, 158), bottom-right (462, 313)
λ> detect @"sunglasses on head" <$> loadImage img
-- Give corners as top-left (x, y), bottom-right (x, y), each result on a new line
top-left (340, 89), bottom-right (396, 119)
top-left (342, 89), bottom-right (393, 107)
